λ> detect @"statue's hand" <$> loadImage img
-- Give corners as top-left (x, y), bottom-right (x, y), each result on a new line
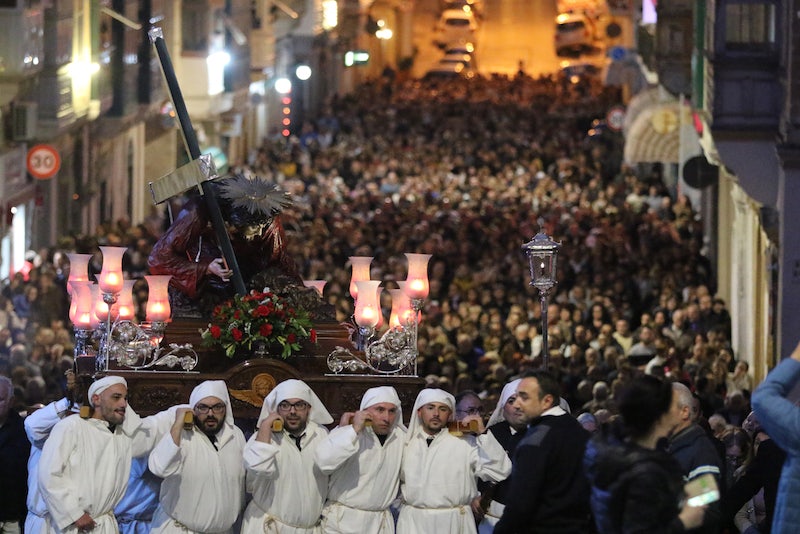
top-left (207, 258), bottom-right (233, 282)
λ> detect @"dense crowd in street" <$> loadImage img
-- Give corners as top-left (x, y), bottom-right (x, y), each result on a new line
top-left (1, 70), bottom-right (797, 534)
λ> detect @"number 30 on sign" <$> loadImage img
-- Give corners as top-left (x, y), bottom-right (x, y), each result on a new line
top-left (26, 144), bottom-right (61, 180)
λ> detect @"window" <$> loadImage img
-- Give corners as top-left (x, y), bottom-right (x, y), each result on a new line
top-left (182, 0), bottom-right (209, 53)
top-left (724, 2), bottom-right (776, 51)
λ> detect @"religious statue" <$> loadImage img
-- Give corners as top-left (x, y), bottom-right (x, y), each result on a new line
top-left (148, 174), bottom-right (307, 318)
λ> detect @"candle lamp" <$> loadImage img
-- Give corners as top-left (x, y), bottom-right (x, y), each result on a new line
top-left (66, 253), bottom-right (93, 297)
top-left (348, 256), bottom-right (373, 300)
top-left (404, 253), bottom-right (432, 302)
top-left (328, 252), bottom-right (431, 375)
top-left (66, 248), bottom-right (196, 373)
top-left (303, 280), bottom-right (327, 296)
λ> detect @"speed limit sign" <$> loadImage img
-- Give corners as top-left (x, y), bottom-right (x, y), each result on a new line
top-left (26, 144), bottom-right (61, 180)
top-left (606, 106), bottom-right (626, 132)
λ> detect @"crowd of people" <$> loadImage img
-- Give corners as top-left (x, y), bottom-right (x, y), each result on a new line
top-left (2, 357), bottom-right (798, 534)
top-left (0, 68), bottom-right (785, 533)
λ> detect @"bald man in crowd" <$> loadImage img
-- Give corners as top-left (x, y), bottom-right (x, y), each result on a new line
top-left (242, 379), bottom-right (333, 533)
top-left (314, 386), bottom-right (406, 533)
top-left (36, 376), bottom-right (174, 534)
top-left (148, 380), bottom-right (246, 534)
top-left (397, 388), bottom-right (511, 534)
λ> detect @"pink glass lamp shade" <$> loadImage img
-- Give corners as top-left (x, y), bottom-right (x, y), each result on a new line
top-left (116, 280), bottom-right (137, 322)
top-left (404, 253), bottom-right (432, 300)
top-left (353, 280), bottom-right (383, 328)
top-left (388, 288), bottom-right (415, 329)
top-left (68, 281), bottom-right (95, 329)
top-left (66, 253), bottom-right (93, 297)
top-left (88, 284), bottom-right (102, 329)
top-left (303, 280), bottom-right (327, 296)
top-left (92, 283), bottom-right (111, 323)
top-left (374, 284), bottom-right (385, 330)
top-left (145, 275), bottom-right (172, 322)
top-left (348, 256), bottom-right (373, 300)
top-left (97, 246), bottom-right (127, 294)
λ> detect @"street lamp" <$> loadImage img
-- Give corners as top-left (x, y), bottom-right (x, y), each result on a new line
top-left (375, 19), bottom-right (393, 70)
top-left (522, 232), bottom-right (560, 369)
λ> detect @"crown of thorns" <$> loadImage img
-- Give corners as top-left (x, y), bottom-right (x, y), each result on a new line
top-left (216, 174), bottom-right (292, 226)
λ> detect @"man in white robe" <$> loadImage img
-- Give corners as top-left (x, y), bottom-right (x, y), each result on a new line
top-left (314, 386), bottom-right (406, 534)
top-left (24, 397), bottom-right (79, 534)
top-left (396, 388), bottom-right (511, 534)
top-left (477, 379), bottom-right (525, 533)
top-left (148, 380), bottom-right (246, 534)
top-left (242, 379), bottom-right (333, 534)
top-left (26, 383), bottom-right (178, 534)
top-left (37, 376), bottom-right (173, 534)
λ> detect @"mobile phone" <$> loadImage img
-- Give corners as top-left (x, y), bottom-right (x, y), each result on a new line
top-left (685, 473), bottom-right (720, 507)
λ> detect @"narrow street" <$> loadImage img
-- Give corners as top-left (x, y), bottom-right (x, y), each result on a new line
top-left (411, 0), bottom-right (606, 79)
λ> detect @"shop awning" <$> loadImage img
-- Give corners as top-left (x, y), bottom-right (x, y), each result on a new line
top-left (623, 88), bottom-right (699, 164)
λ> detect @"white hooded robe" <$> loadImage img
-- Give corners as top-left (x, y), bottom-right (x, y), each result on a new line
top-left (314, 386), bottom-right (406, 534)
top-left (396, 389), bottom-right (511, 534)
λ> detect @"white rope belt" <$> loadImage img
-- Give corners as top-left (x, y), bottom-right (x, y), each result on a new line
top-left (401, 502), bottom-right (467, 514)
top-left (262, 512), bottom-right (320, 533)
top-left (328, 501), bottom-right (388, 513)
top-left (169, 515), bottom-right (227, 533)
top-left (325, 502), bottom-right (390, 530)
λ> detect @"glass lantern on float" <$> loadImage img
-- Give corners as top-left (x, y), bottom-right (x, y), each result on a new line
top-left (66, 247), bottom-right (198, 375)
top-left (302, 280), bottom-right (327, 296)
top-left (522, 233), bottom-right (560, 369)
top-left (327, 253), bottom-right (431, 375)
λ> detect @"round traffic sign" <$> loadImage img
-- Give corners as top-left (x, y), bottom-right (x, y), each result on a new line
top-left (609, 46), bottom-right (627, 61)
top-left (606, 106), bottom-right (626, 132)
top-left (26, 144), bottom-right (61, 180)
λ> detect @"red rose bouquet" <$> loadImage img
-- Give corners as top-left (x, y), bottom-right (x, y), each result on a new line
top-left (200, 290), bottom-right (316, 359)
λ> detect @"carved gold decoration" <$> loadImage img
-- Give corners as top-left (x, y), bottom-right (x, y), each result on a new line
top-left (229, 373), bottom-right (277, 407)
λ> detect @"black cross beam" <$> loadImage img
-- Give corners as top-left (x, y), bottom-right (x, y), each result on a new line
top-left (148, 27), bottom-right (246, 296)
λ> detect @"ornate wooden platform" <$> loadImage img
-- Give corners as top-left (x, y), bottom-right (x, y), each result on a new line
top-left (112, 318), bottom-right (424, 432)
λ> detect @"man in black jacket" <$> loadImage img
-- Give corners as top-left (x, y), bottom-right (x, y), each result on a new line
top-left (0, 375), bottom-right (30, 533)
top-left (668, 382), bottom-right (724, 533)
top-left (494, 371), bottom-right (591, 534)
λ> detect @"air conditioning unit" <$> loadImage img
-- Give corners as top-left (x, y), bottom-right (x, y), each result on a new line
top-left (12, 101), bottom-right (38, 141)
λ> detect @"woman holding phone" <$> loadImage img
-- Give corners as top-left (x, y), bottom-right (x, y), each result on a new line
top-left (583, 375), bottom-right (707, 533)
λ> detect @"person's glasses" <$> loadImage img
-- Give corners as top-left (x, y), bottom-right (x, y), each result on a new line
top-left (196, 403), bottom-right (226, 415)
top-left (277, 400), bottom-right (310, 412)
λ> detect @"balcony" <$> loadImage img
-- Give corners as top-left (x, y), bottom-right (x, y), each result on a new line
top-left (706, 0), bottom-right (781, 133)
top-left (707, 54), bottom-right (781, 132)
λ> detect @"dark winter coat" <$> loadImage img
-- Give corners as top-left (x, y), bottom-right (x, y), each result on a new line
top-left (584, 430), bottom-right (687, 533)
top-left (668, 424), bottom-right (724, 533)
top-left (0, 409), bottom-right (31, 522)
